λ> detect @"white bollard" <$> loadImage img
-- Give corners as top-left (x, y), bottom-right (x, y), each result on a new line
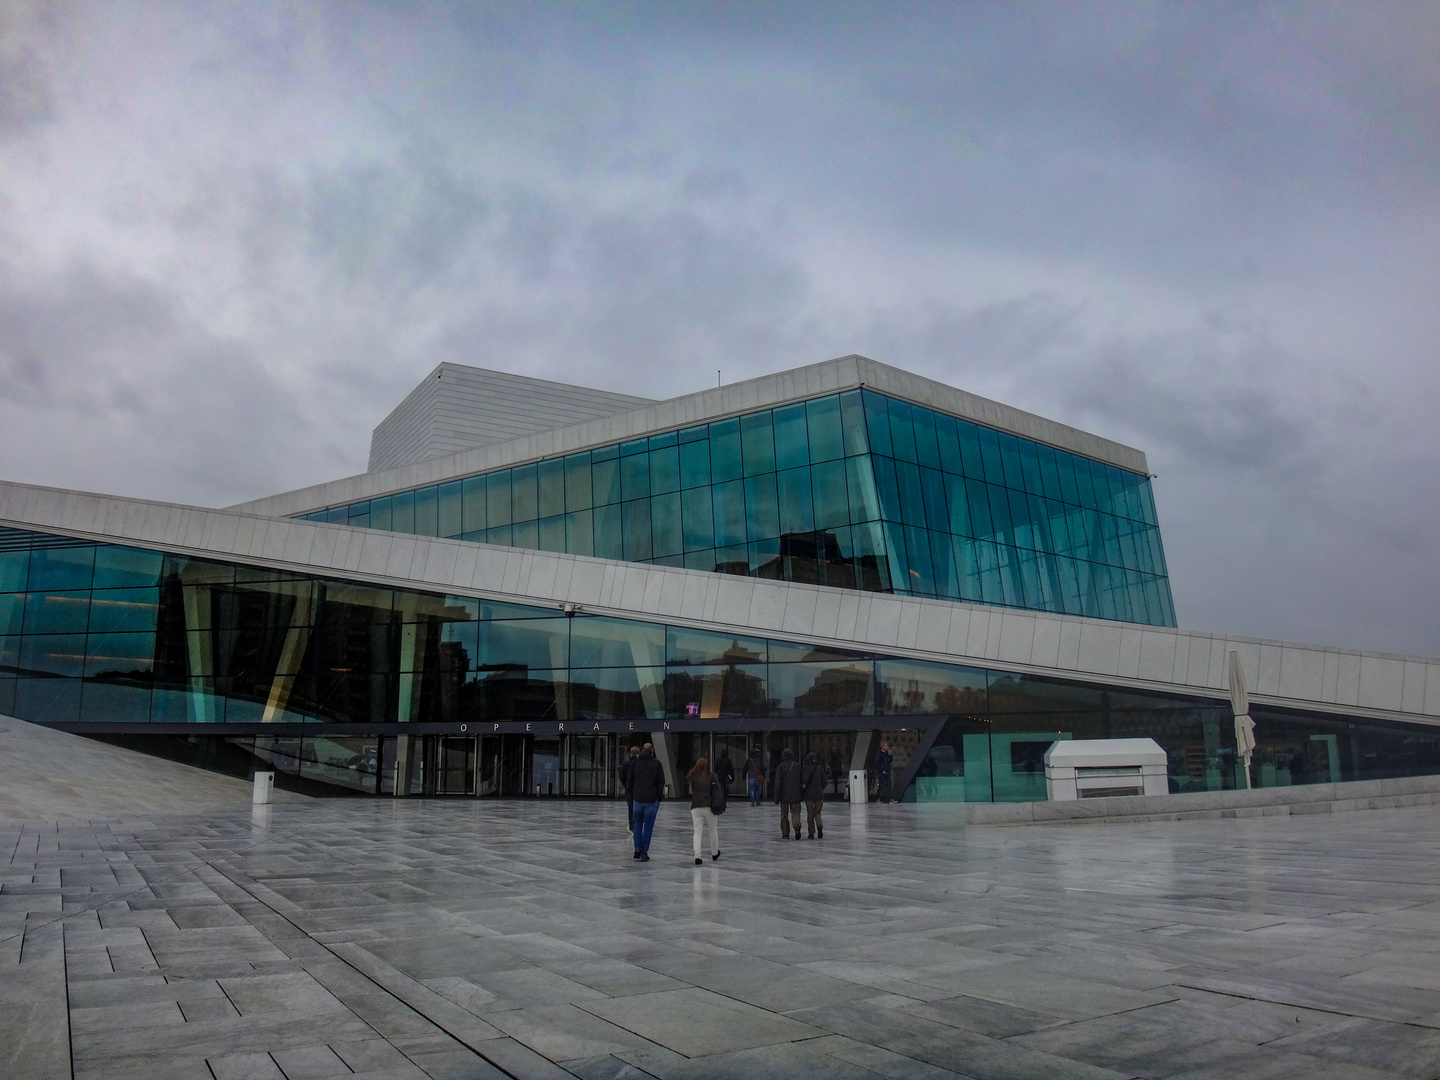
top-left (252, 771), bottom-right (274, 805)
top-left (848, 769), bottom-right (868, 805)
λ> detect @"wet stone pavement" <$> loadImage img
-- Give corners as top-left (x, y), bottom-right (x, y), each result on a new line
top-left (4, 795), bottom-right (1440, 1080)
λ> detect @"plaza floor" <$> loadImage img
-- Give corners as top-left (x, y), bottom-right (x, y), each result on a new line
top-left (5, 785), bottom-right (1440, 1079)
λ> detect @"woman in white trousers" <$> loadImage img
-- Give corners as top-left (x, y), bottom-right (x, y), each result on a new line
top-left (687, 759), bottom-right (721, 865)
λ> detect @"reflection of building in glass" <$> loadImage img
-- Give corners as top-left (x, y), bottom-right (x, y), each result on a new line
top-left (2, 354), bottom-right (1438, 803)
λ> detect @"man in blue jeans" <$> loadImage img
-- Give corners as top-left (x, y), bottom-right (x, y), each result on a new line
top-left (628, 743), bottom-right (666, 862)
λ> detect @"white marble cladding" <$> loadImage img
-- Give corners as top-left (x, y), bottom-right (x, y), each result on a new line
top-left (228, 354), bottom-right (1152, 519)
top-left (8, 478), bottom-right (1435, 728)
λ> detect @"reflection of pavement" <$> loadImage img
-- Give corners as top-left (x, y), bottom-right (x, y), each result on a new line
top-left (5, 765), bottom-right (1440, 1080)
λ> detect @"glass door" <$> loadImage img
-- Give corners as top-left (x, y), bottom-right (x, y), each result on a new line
top-left (436, 736), bottom-right (476, 795)
top-left (566, 735), bottom-right (611, 795)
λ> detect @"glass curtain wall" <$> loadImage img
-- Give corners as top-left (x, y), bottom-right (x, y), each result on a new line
top-left (5, 526), bottom-right (1434, 799)
top-left (297, 390), bottom-right (1176, 627)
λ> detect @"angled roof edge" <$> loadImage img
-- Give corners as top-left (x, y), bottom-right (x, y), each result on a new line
top-left (226, 354), bottom-right (1150, 519)
top-left (2, 478), bottom-right (1436, 730)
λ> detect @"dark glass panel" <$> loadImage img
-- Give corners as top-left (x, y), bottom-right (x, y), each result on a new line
top-left (564, 454), bottom-right (593, 511)
top-left (569, 615), bottom-right (665, 669)
top-left (479, 598), bottom-right (560, 620)
top-left (934, 411), bottom-right (962, 475)
top-left (943, 473), bottom-right (970, 536)
top-left (806, 395), bottom-right (844, 463)
top-left (749, 537), bottom-right (782, 580)
top-left (666, 626), bottom-right (767, 665)
top-left (565, 510), bottom-right (594, 557)
top-left (878, 658), bottom-right (987, 715)
top-left (1017, 440), bottom-right (1043, 495)
top-left (996, 433), bottom-right (1024, 491)
top-left (769, 661), bottom-right (874, 716)
top-left (0, 550), bottom-right (29, 592)
top-left (912, 407), bottom-right (942, 470)
top-left (744, 474), bottom-right (779, 542)
top-left (772, 402), bottom-right (810, 471)
top-left (678, 424), bottom-right (707, 443)
top-left (811, 459), bottom-right (849, 530)
top-left (80, 680), bottom-right (152, 724)
top-left (621, 450), bottom-right (650, 501)
top-left (953, 420), bottom-right (983, 480)
top-left (370, 495), bottom-right (393, 530)
top-left (538, 459), bottom-right (566, 518)
top-left (903, 526), bottom-right (936, 595)
top-left (740, 411), bottom-right (776, 476)
top-left (882, 522), bottom-right (910, 592)
top-left (0, 677), bottom-right (12, 714)
top-left (919, 466), bottom-right (948, 532)
top-left (666, 664), bottom-right (769, 720)
top-left (1074, 457), bottom-right (1099, 509)
top-left (24, 591), bottom-right (90, 634)
top-left (512, 463), bottom-right (539, 522)
top-left (887, 399), bottom-right (918, 463)
top-left (648, 431), bottom-right (677, 449)
top-left (1037, 445), bottom-right (1062, 501)
top-left (593, 504), bottom-right (623, 560)
top-left (714, 543), bottom-right (749, 576)
top-left (977, 427), bottom-right (1005, 486)
top-left (391, 490), bottom-right (416, 534)
top-left (681, 487), bottom-right (714, 551)
top-left (93, 546), bottom-right (162, 589)
top-left (485, 525), bottom-right (513, 547)
top-left (437, 481), bottom-right (463, 537)
top-left (537, 516), bottom-right (566, 553)
top-left (973, 539), bottom-right (1004, 604)
top-left (684, 548), bottom-right (716, 572)
top-left (592, 457), bottom-right (621, 506)
top-left (21, 634), bottom-right (87, 677)
top-left (1055, 450), bottom-right (1080, 505)
top-left (839, 390), bottom-right (870, 455)
top-left (894, 460), bottom-right (926, 527)
top-left (861, 391), bottom-right (893, 457)
top-left (621, 437), bottom-right (649, 457)
top-left (679, 437), bottom-right (711, 489)
top-left (929, 529), bottom-right (959, 599)
top-left (512, 520), bottom-right (538, 549)
top-left (954, 535), bottom-right (983, 602)
top-left (709, 417), bottom-right (742, 482)
top-left (466, 667), bottom-right (568, 723)
top-left (0, 593), bottom-right (22, 636)
top-left (569, 666), bottom-right (664, 721)
top-left (651, 492), bottom-right (682, 558)
top-left (872, 456), bottom-right (902, 521)
top-left (84, 632), bottom-right (155, 678)
top-left (850, 521), bottom-right (892, 592)
top-left (486, 472), bottom-right (513, 527)
top-left (462, 476), bottom-right (487, 533)
top-left (649, 447), bottom-right (680, 495)
top-left (622, 499), bottom-right (652, 561)
top-left (479, 617), bottom-right (569, 670)
top-left (1008, 489), bottom-right (1033, 550)
top-left (413, 486), bottom-right (439, 536)
top-left (28, 546), bottom-right (95, 591)
top-left (88, 588), bottom-right (158, 633)
top-left (986, 484), bottom-right (1013, 546)
top-left (777, 467), bottom-right (815, 535)
top-left (16, 677), bottom-right (81, 722)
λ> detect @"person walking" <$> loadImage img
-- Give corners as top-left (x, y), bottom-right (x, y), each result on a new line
top-left (875, 742), bottom-right (894, 803)
top-left (629, 743), bottom-right (666, 862)
top-left (774, 747), bottom-right (803, 840)
top-left (687, 758), bottom-right (722, 865)
top-left (801, 750), bottom-right (826, 839)
top-left (745, 747), bottom-right (765, 806)
top-left (715, 750), bottom-right (735, 797)
top-left (620, 744), bottom-right (641, 853)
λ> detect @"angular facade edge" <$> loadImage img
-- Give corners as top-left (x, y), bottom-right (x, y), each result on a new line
top-left (3, 478), bottom-right (1436, 729)
top-left (227, 355), bottom-right (1152, 520)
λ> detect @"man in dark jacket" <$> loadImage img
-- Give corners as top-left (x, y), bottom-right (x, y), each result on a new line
top-left (800, 751), bottom-right (826, 839)
top-left (629, 743), bottom-right (666, 862)
top-left (774, 748), bottom-right (803, 840)
top-left (745, 748), bottom-right (765, 806)
top-left (620, 745), bottom-right (641, 851)
top-left (875, 742), bottom-right (894, 803)
top-left (715, 751), bottom-right (736, 795)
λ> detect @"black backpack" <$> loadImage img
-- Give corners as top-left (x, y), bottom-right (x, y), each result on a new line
top-left (710, 775), bottom-right (727, 815)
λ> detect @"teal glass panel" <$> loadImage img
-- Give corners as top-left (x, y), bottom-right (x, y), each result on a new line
top-left (679, 437), bottom-right (711, 489)
top-left (861, 391), bottom-right (893, 457)
top-left (768, 660), bottom-right (874, 716)
top-left (744, 474), bottom-right (779, 542)
top-left (895, 460), bottom-right (926, 525)
top-left (684, 548), bottom-right (716, 572)
top-left (1074, 458), bottom-right (1099, 509)
top-left (1037, 445), bottom-right (1062, 501)
top-left (565, 453), bottom-right (593, 511)
top-left (806, 396), bottom-right (844, 463)
top-left (1, 633), bottom-right (18, 670)
top-left (714, 544), bottom-right (747, 574)
top-left (592, 457), bottom-right (620, 505)
top-left (414, 486), bottom-right (439, 536)
top-left (0, 551), bottom-right (28, 592)
top-left (1016, 548), bottom-right (1042, 608)
top-left (987, 485), bottom-right (1012, 545)
top-left (748, 537), bottom-right (781, 579)
top-left (876, 658), bottom-right (987, 714)
top-left (15, 677), bottom-right (81, 722)
top-left (0, 593), bottom-right (22, 636)
top-left (486, 472), bottom-right (513, 526)
top-left (997, 544), bottom-right (1022, 606)
top-left (621, 451), bottom-right (650, 501)
top-left (347, 509), bottom-right (369, 529)
top-left (1137, 477), bottom-right (1158, 526)
top-left (512, 463), bottom-right (539, 522)
top-left (569, 615), bottom-right (665, 669)
top-left (851, 520), bottom-right (892, 591)
top-left (1017, 441), bottom-right (1043, 494)
top-left (678, 424), bottom-right (707, 444)
top-left (772, 403), bottom-right (810, 471)
top-left (651, 492), bottom-right (682, 557)
top-left (485, 525), bottom-right (512, 547)
top-left (24, 591), bottom-right (90, 634)
top-left (591, 444), bottom-right (618, 462)
top-left (621, 437), bottom-right (648, 457)
top-left (28, 547), bottom-right (94, 591)
top-left (712, 480), bottom-right (746, 547)
top-left (740, 412), bottom-right (775, 476)
top-left (93, 547), bottom-right (162, 589)
top-left (845, 456), bottom-right (881, 523)
top-left (920, 467), bottom-right (948, 532)
top-left (709, 418), bottom-right (742, 482)
top-left (904, 526), bottom-right (936, 594)
top-left (1055, 451), bottom-right (1080, 505)
top-left (622, 500), bottom-right (652, 561)
top-left (479, 617), bottom-right (569, 670)
top-left (1047, 502), bottom-right (1071, 557)
top-left (681, 487), bottom-right (714, 551)
top-left (437, 482), bottom-right (463, 538)
top-left (977, 427), bottom-right (1004, 486)
top-left (21, 634), bottom-right (87, 676)
top-left (593, 505), bottom-right (622, 560)
top-left (88, 588), bottom-right (158, 633)
top-left (1027, 495), bottom-right (1053, 553)
top-left (565, 510), bottom-right (594, 557)
top-left (882, 522), bottom-right (910, 592)
top-left (956, 420), bottom-right (985, 480)
top-left (811, 459), bottom-right (849, 530)
top-left (649, 447), bottom-right (679, 495)
top-left (913, 407), bottom-right (941, 470)
top-left (839, 390), bottom-right (869, 455)
top-left (666, 626), bottom-right (766, 665)
top-left (942, 473), bottom-right (970, 536)
top-left (930, 528), bottom-right (959, 599)
top-left (872, 457), bottom-right (902, 521)
top-left (391, 490), bottom-right (416, 534)
top-left (538, 459), bottom-right (565, 518)
top-left (85, 632), bottom-right (155, 677)
top-left (648, 431), bottom-right (677, 449)
top-left (997, 433), bottom-right (1024, 491)
top-left (777, 467), bottom-right (814, 535)
top-left (512, 520), bottom-right (538, 549)
top-left (537, 515), bottom-right (566, 553)
top-left (887, 399), bottom-right (918, 463)
top-left (1008, 489), bottom-right (1033, 549)
top-left (461, 477), bottom-right (486, 533)
top-left (955, 535), bottom-right (983, 602)
top-left (325, 507), bottom-right (347, 524)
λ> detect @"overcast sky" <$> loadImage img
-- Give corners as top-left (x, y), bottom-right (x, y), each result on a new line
top-left (1, 2), bottom-right (1437, 656)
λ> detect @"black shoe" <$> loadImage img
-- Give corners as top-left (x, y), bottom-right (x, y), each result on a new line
top-left (712, 851), bottom-right (721, 861)
top-left (807, 833), bottom-right (814, 839)
top-left (632, 850), bottom-right (641, 859)
top-left (640, 854), bottom-right (650, 862)
top-left (793, 833), bottom-right (801, 840)
top-left (817, 826), bottom-right (823, 838)
top-left (694, 857), bottom-right (702, 865)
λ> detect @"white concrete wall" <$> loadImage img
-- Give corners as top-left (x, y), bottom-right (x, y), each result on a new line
top-left (232, 354), bottom-right (1151, 519)
top-left (3, 479), bottom-right (1436, 730)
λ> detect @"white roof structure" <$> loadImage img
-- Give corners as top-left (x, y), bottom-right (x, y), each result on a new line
top-left (1045, 738), bottom-right (1168, 768)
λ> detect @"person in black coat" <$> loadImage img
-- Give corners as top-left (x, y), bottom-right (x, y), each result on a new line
top-left (629, 744), bottom-right (666, 862)
top-left (714, 751), bottom-right (736, 795)
top-left (875, 742), bottom-right (894, 803)
top-left (620, 745), bottom-right (641, 848)
top-left (774, 748), bottom-right (804, 840)
top-left (745, 747), bottom-right (765, 806)
top-left (800, 751), bottom-right (826, 839)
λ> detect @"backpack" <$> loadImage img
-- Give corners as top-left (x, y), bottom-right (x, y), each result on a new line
top-left (710, 775), bottom-right (727, 815)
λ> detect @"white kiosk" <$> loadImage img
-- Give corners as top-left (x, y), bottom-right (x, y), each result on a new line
top-left (1044, 738), bottom-right (1168, 801)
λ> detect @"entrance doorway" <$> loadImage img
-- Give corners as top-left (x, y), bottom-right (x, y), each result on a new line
top-left (436, 736), bottom-right (476, 795)
top-left (565, 735), bottom-right (611, 795)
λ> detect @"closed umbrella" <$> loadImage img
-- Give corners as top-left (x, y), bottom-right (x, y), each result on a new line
top-left (1228, 651), bottom-right (1256, 790)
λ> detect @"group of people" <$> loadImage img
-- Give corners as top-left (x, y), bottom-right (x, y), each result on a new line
top-left (618, 741), bottom-right (895, 863)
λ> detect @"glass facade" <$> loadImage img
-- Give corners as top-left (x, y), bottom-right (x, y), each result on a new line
top-left (298, 390), bottom-right (1176, 626)
top-left (4, 525), bottom-right (1438, 801)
